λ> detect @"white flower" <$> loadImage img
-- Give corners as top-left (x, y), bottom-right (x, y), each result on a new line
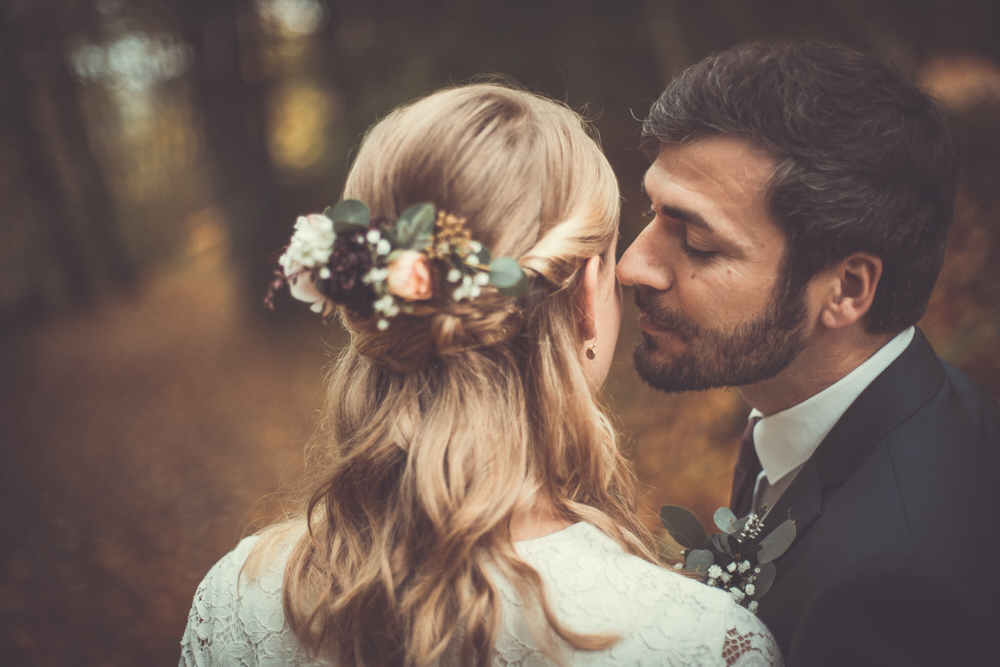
top-left (674, 563), bottom-right (683, 570)
top-left (376, 318), bottom-right (389, 331)
top-left (469, 240), bottom-right (483, 253)
top-left (744, 584), bottom-right (756, 596)
top-left (707, 564), bottom-right (723, 580)
top-left (278, 215), bottom-right (337, 312)
top-left (727, 562), bottom-right (737, 573)
top-left (748, 601), bottom-right (759, 613)
top-left (367, 229), bottom-right (381, 243)
top-left (364, 267), bottom-right (389, 285)
top-left (467, 254), bottom-right (480, 266)
top-left (738, 560), bottom-right (751, 574)
top-left (447, 268), bottom-right (461, 283)
top-left (374, 294), bottom-right (395, 313)
top-left (473, 271), bottom-right (490, 286)
top-left (283, 269), bottom-right (328, 313)
top-left (730, 588), bottom-right (746, 603)
top-left (376, 239), bottom-right (391, 255)
top-left (281, 214), bottom-right (335, 270)
top-left (721, 572), bottom-right (731, 583)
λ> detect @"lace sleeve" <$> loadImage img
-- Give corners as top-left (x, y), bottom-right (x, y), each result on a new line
top-left (720, 605), bottom-right (784, 667)
top-left (178, 537), bottom-right (320, 667)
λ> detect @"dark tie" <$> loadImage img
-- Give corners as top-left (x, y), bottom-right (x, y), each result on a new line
top-left (729, 417), bottom-right (762, 518)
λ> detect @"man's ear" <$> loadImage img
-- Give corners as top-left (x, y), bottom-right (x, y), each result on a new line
top-left (576, 255), bottom-right (603, 341)
top-left (818, 253), bottom-right (882, 329)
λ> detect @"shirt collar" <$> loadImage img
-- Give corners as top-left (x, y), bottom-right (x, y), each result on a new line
top-left (749, 326), bottom-right (915, 485)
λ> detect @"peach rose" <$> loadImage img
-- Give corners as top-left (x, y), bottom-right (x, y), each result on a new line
top-left (386, 250), bottom-right (433, 301)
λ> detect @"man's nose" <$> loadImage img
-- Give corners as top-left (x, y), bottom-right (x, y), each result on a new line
top-left (615, 226), bottom-right (673, 291)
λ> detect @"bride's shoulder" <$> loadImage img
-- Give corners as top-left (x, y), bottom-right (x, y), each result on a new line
top-left (193, 527), bottom-right (294, 601)
top-left (510, 522), bottom-right (783, 665)
top-left (180, 529), bottom-right (317, 667)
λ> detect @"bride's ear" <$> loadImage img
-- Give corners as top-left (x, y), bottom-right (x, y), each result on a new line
top-left (575, 255), bottom-right (603, 341)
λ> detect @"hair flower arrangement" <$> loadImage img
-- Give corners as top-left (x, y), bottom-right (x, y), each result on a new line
top-left (265, 199), bottom-right (528, 330)
top-left (660, 504), bottom-right (795, 613)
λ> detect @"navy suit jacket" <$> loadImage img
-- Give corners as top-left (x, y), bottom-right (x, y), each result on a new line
top-left (753, 328), bottom-right (1000, 665)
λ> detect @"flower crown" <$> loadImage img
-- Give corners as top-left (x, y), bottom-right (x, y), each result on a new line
top-left (265, 199), bottom-right (528, 330)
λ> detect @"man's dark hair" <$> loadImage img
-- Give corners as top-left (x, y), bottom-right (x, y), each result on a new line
top-left (642, 41), bottom-right (960, 333)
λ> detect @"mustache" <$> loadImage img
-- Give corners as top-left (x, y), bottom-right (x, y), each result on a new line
top-left (633, 288), bottom-right (700, 340)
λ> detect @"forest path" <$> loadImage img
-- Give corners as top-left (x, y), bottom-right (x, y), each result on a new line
top-left (0, 248), bottom-right (332, 665)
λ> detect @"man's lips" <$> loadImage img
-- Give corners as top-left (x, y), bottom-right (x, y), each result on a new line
top-left (632, 288), bottom-right (698, 340)
top-left (638, 310), bottom-right (672, 335)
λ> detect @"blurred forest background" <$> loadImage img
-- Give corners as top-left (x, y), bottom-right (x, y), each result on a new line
top-left (1, 0), bottom-right (999, 664)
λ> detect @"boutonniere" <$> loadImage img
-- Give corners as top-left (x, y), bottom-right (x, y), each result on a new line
top-left (660, 505), bottom-right (795, 613)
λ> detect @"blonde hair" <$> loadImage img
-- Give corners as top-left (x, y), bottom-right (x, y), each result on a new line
top-left (249, 83), bottom-right (656, 667)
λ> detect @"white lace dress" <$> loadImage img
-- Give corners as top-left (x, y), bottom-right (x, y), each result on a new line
top-left (180, 522), bottom-right (782, 666)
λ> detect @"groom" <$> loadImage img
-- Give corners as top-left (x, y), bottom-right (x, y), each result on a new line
top-left (617, 42), bottom-right (1000, 665)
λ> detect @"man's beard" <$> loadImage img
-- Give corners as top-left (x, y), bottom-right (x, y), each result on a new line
top-left (632, 280), bottom-right (810, 393)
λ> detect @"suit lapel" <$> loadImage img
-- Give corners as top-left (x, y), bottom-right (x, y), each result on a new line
top-left (761, 457), bottom-right (821, 539)
top-left (757, 328), bottom-right (945, 545)
top-left (811, 328), bottom-right (944, 489)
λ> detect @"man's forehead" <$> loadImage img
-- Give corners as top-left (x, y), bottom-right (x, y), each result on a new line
top-left (644, 137), bottom-right (778, 197)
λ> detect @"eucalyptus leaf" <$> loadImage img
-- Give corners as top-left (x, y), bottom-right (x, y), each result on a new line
top-left (714, 507), bottom-right (738, 533)
top-left (488, 257), bottom-right (527, 295)
top-left (395, 203), bottom-right (436, 249)
top-left (750, 562), bottom-right (776, 599)
top-left (326, 199), bottom-right (370, 234)
top-left (497, 272), bottom-right (528, 296)
top-left (474, 246), bottom-right (491, 265)
top-left (659, 505), bottom-right (707, 550)
top-left (758, 519), bottom-right (796, 563)
top-left (732, 516), bottom-right (750, 536)
top-left (709, 533), bottom-right (729, 553)
top-left (684, 549), bottom-right (715, 574)
top-left (380, 226), bottom-right (400, 247)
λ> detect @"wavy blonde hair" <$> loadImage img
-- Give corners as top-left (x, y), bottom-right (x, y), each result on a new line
top-left (249, 83), bottom-right (656, 667)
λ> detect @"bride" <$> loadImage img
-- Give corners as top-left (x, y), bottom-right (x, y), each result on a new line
top-left (180, 83), bottom-right (781, 666)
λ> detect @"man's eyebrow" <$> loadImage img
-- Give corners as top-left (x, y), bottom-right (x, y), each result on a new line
top-left (640, 176), bottom-right (713, 231)
top-left (640, 177), bottom-right (713, 231)
top-left (659, 205), bottom-right (713, 231)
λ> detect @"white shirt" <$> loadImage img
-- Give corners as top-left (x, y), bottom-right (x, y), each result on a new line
top-left (748, 327), bottom-right (915, 512)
